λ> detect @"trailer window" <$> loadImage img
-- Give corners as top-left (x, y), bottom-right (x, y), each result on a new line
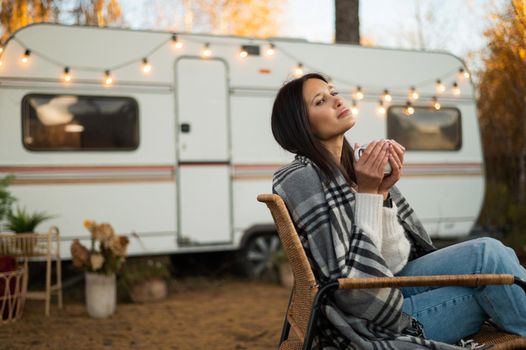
top-left (22, 94), bottom-right (139, 151)
top-left (387, 106), bottom-right (461, 151)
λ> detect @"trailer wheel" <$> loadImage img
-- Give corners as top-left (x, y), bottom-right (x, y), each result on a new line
top-left (239, 233), bottom-right (281, 279)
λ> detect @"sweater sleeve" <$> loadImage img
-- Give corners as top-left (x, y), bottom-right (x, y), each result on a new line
top-left (381, 202), bottom-right (411, 274)
top-left (354, 193), bottom-right (383, 250)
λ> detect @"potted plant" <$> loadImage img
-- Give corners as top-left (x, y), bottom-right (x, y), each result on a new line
top-left (5, 206), bottom-right (54, 255)
top-left (6, 206), bottom-right (53, 234)
top-left (70, 220), bottom-right (129, 319)
top-left (121, 256), bottom-right (171, 303)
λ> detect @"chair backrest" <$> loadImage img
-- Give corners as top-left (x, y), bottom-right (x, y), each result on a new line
top-left (257, 194), bottom-right (319, 340)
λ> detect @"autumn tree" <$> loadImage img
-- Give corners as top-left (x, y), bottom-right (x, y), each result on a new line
top-left (0, 0), bottom-right (60, 43)
top-left (169, 0), bottom-right (283, 38)
top-left (0, 0), bottom-right (123, 44)
top-left (477, 0), bottom-right (526, 246)
top-left (155, 0), bottom-right (286, 38)
top-left (70, 0), bottom-right (123, 27)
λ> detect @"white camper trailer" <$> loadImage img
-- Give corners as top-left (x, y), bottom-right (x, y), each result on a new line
top-left (0, 24), bottom-right (484, 276)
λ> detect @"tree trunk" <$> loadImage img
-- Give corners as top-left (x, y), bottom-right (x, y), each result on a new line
top-left (335, 0), bottom-right (360, 44)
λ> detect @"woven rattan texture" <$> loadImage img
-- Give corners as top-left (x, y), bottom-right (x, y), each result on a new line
top-left (257, 194), bottom-right (318, 340)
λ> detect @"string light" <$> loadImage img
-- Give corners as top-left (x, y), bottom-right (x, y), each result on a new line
top-left (201, 43), bottom-right (212, 58)
top-left (351, 100), bottom-right (359, 116)
top-left (104, 70), bottom-right (113, 86)
top-left (141, 58), bottom-right (152, 73)
top-left (294, 63), bottom-right (304, 77)
top-left (458, 68), bottom-right (470, 79)
top-left (382, 89), bottom-right (392, 102)
top-left (63, 67), bottom-right (71, 83)
top-left (4, 38), bottom-right (470, 101)
top-left (435, 79), bottom-right (446, 94)
top-left (265, 43), bottom-right (275, 56)
top-left (452, 82), bottom-right (461, 95)
top-left (431, 96), bottom-right (441, 110)
top-left (239, 46), bottom-right (248, 58)
top-left (353, 86), bottom-right (364, 100)
top-left (408, 86), bottom-right (419, 100)
top-left (172, 34), bottom-right (183, 49)
top-left (404, 101), bottom-right (415, 116)
top-left (377, 100), bottom-right (386, 115)
top-left (21, 49), bottom-right (31, 64)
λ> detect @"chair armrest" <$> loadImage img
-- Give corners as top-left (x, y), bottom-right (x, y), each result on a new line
top-left (337, 274), bottom-right (516, 289)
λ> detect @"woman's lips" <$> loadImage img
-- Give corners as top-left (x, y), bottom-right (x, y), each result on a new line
top-left (338, 108), bottom-right (351, 118)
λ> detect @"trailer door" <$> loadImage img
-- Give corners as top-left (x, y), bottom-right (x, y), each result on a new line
top-left (175, 58), bottom-right (232, 245)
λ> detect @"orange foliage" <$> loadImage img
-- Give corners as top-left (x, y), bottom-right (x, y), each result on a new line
top-left (478, 0), bottom-right (526, 200)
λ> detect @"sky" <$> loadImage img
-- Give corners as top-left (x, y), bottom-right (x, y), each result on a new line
top-left (120, 0), bottom-right (507, 73)
top-left (280, 0), bottom-right (506, 71)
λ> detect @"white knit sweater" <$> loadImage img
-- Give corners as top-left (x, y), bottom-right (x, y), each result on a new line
top-left (354, 193), bottom-right (411, 274)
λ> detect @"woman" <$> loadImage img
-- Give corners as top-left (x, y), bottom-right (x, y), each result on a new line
top-left (271, 73), bottom-right (526, 349)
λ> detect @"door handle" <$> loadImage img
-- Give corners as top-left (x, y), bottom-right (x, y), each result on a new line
top-left (180, 123), bottom-right (191, 133)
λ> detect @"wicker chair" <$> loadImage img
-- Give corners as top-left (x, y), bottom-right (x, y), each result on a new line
top-left (257, 193), bottom-right (526, 350)
top-left (0, 267), bottom-right (27, 324)
top-left (0, 226), bottom-right (63, 316)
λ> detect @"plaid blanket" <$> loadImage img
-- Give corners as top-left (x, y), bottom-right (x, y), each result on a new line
top-left (272, 154), bottom-right (467, 350)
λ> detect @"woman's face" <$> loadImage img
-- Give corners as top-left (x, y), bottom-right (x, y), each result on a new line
top-left (303, 78), bottom-right (355, 141)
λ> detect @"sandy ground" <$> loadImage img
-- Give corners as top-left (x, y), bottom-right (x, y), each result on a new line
top-left (0, 277), bottom-right (293, 350)
top-left (1, 248), bottom-right (524, 350)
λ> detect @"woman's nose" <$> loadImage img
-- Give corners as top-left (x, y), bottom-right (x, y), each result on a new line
top-left (334, 97), bottom-right (343, 108)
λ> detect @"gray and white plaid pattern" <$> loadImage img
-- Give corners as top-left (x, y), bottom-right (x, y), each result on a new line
top-left (272, 154), bottom-right (469, 350)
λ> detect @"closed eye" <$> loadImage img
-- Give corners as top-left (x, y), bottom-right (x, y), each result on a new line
top-left (315, 91), bottom-right (338, 106)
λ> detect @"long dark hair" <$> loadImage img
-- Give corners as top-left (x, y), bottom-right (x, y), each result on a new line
top-left (271, 73), bottom-right (357, 187)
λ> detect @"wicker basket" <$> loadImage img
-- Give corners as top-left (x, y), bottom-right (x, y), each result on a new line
top-left (0, 267), bottom-right (27, 324)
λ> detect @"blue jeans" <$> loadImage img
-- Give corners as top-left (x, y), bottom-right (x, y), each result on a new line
top-left (396, 237), bottom-right (526, 344)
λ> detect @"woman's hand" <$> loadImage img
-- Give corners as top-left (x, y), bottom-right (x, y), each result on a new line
top-left (378, 140), bottom-right (405, 198)
top-left (353, 140), bottom-right (390, 194)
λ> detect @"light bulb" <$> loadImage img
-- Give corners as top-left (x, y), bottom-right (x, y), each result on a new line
top-left (408, 86), bottom-right (419, 100)
top-left (354, 86), bottom-right (364, 100)
top-left (452, 82), bottom-right (461, 95)
top-left (294, 63), bottom-right (304, 77)
top-left (0, 46), bottom-right (3, 54)
top-left (104, 70), bottom-right (113, 86)
top-left (202, 43), bottom-right (212, 58)
top-left (431, 96), bottom-right (441, 110)
top-left (172, 34), bottom-right (183, 49)
top-left (458, 68), bottom-right (470, 79)
top-left (239, 48), bottom-right (248, 58)
top-left (382, 89), bottom-right (392, 102)
top-left (404, 101), bottom-right (415, 116)
top-left (377, 100), bottom-right (386, 115)
top-left (265, 43), bottom-right (275, 56)
top-left (351, 100), bottom-right (359, 116)
top-left (21, 49), bottom-right (31, 64)
top-left (142, 58), bottom-right (152, 73)
top-left (63, 67), bottom-right (71, 83)
top-left (435, 79), bottom-right (446, 94)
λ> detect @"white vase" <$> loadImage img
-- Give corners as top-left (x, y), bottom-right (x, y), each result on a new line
top-left (85, 272), bottom-right (116, 319)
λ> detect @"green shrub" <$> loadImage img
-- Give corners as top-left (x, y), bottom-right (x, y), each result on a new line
top-left (0, 175), bottom-right (16, 225)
